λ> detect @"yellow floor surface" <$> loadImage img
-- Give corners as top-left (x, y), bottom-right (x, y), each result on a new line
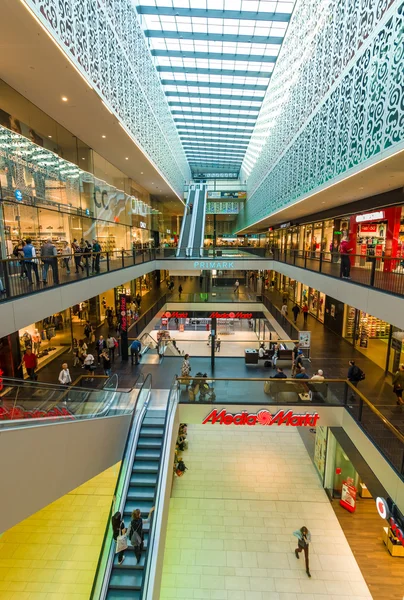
top-left (0, 462), bottom-right (120, 600)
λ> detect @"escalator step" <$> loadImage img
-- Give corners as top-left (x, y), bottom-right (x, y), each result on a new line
top-left (127, 488), bottom-right (155, 501)
top-left (135, 449), bottom-right (161, 460)
top-left (113, 552), bottom-right (145, 567)
top-left (109, 570), bottom-right (143, 588)
top-left (132, 461), bottom-right (158, 473)
top-left (138, 438), bottom-right (163, 449)
top-left (107, 590), bottom-right (140, 600)
top-left (124, 500), bottom-right (153, 515)
top-left (130, 473), bottom-right (158, 486)
top-left (138, 427), bottom-right (163, 437)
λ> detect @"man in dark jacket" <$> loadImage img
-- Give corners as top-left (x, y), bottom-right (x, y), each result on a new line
top-left (271, 367), bottom-right (287, 379)
top-left (130, 339), bottom-right (142, 365)
top-left (292, 304), bottom-right (300, 323)
top-left (41, 238), bottom-right (59, 284)
top-left (92, 239), bottom-right (102, 273)
top-left (347, 360), bottom-right (363, 388)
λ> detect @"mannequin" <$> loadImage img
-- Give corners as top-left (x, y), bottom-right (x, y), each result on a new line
top-left (32, 329), bottom-right (41, 354)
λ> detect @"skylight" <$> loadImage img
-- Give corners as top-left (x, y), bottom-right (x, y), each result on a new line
top-left (136, 0), bottom-right (296, 177)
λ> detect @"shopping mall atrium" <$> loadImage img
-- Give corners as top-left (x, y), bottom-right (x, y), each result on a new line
top-left (0, 0), bottom-right (404, 599)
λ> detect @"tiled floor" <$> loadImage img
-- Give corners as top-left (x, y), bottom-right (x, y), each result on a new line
top-left (0, 463), bottom-right (120, 600)
top-left (160, 425), bottom-right (372, 600)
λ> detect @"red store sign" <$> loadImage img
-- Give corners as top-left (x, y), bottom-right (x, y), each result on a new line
top-left (376, 497), bottom-right (404, 546)
top-left (120, 294), bottom-right (127, 333)
top-left (202, 408), bottom-right (320, 427)
top-left (209, 312), bottom-right (253, 319)
top-left (164, 311), bottom-right (189, 318)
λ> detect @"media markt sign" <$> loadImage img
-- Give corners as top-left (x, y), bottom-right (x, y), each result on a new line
top-left (202, 408), bottom-right (320, 427)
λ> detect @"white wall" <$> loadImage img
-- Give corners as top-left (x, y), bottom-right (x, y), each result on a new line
top-left (0, 414), bottom-right (131, 533)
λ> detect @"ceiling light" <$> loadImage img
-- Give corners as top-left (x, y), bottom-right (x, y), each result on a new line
top-left (125, 157), bottom-right (129, 160)
top-left (61, 97), bottom-right (68, 102)
top-left (141, 172), bottom-right (144, 175)
top-left (48, 135), bottom-right (52, 138)
top-left (102, 135), bottom-right (106, 139)
top-left (82, 158), bottom-right (85, 160)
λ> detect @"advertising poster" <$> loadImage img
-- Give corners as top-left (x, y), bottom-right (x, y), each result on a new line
top-left (299, 331), bottom-right (311, 348)
top-left (314, 426), bottom-right (327, 480)
top-left (340, 479), bottom-right (357, 513)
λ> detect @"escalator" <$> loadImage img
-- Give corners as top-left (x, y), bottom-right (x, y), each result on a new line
top-left (176, 186), bottom-right (196, 257)
top-left (91, 376), bottom-right (179, 600)
top-left (107, 408), bottom-right (165, 598)
top-left (191, 184), bottom-right (207, 256)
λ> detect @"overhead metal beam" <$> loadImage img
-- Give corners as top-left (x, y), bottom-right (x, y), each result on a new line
top-left (175, 118), bottom-right (254, 128)
top-left (179, 128), bottom-right (251, 136)
top-left (185, 150), bottom-right (246, 156)
top-left (165, 92), bottom-right (263, 101)
top-left (137, 6), bottom-right (292, 22)
top-left (162, 79), bottom-right (267, 91)
top-left (152, 50), bottom-right (277, 63)
top-left (168, 101), bottom-right (261, 111)
top-left (180, 131), bottom-right (251, 139)
top-left (145, 31), bottom-right (283, 45)
top-left (157, 66), bottom-right (272, 78)
top-left (172, 110), bottom-right (257, 120)
top-left (182, 142), bottom-right (249, 149)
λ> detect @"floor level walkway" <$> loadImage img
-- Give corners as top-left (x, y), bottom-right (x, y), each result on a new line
top-left (161, 424), bottom-right (373, 600)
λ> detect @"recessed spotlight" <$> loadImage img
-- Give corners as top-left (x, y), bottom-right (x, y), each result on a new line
top-left (141, 172), bottom-right (144, 175)
top-left (61, 96), bottom-right (68, 102)
top-left (48, 135), bottom-right (52, 138)
top-left (125, 157), bottom-right (129, 160)
top-left (102, 135), bottom-right (106, 138)
top-left (359, 186), bottom-right (364, 190)
top-left (82, 158), bottom-right (85, 160)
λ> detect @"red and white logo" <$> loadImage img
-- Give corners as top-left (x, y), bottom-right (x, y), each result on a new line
top-left (202, 408), bottom-right (320, 427)
top-left (376, 497), bottom-right (389, 520)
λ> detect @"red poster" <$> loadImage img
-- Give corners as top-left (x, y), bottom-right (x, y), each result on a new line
top-left (360, 224), bottom-right (378, 233)
top-left (340, 481), bottom-right (357, 513)
top-left (375, 244), bottom-right (383, 257)
top-left (360, 244), bottom-right (367, 256)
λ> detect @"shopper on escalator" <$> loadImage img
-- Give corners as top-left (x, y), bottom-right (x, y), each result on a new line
top-left (129, 507), bottom-right (155, 564)
top-left (111, 510), bottom-right (127, 565)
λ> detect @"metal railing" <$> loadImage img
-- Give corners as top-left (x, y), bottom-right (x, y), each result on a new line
top-left (176, 376), bottom-right (404, 477)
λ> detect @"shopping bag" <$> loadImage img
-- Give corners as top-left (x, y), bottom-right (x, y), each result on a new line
top-left (116, 533), bottom-right (128, 553)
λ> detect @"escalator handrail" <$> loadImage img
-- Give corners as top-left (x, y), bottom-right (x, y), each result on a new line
top-left (90, 372), bottom-right (153, 600)
top-left (141, 377), bottom-right (180, 599)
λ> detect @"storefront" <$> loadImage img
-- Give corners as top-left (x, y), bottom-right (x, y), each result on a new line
top-left (343, 306), bottom-right (391, 371)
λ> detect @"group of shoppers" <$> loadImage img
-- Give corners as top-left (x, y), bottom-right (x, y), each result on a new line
top-left (112, 503), bottom-right (155, 566)
top-left (11, 237), bottom-right (103, 287)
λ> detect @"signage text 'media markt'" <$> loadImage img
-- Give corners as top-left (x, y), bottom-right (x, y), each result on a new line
top-left (202, 409), bottom-right (320, 427)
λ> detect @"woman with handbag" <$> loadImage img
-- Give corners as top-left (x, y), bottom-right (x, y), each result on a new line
top-left (392, 364), bottom-right (404, 406)
top-left (111, 511), bottom-right (127, 565)
top-left (293, 526), bottom-right (311, 577)
top-left (129, 507), bottom-right (154, 564)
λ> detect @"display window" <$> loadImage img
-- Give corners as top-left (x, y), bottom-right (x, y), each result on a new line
top-left (343, 306), bottom-right (391, 370)
top-left (19, 309), bottom-right (72, 377)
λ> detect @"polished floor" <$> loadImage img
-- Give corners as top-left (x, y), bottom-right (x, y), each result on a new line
top-left (161, 425), bottom-right (372, 600)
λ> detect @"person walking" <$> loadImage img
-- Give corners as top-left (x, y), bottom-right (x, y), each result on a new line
top-left (347, 360), bottom-right (364, 388)
top-left (107, 335), bottom-right (117, 362)
top-left (22, 238), bottom-right (40, 285)
top-left (92, 239), bottom-right (101, 273)
top-left (233, 279), bottom-right (240, 294)
top-left (19, 348), bottom-right (38, 380)
top-left (111, 511), bottom-right (127, 566)
top-left (58, 362), bottom-right (72, 386)
top-left (215, 337), bottom-right (221, 352)
top-left (41, 238), bottom-right (59, 284)
top-left (178, 284), bottom-right (183, 297)
top-left (106, 307), bottom-right (114, 328)
top-left (181, 353), bottom-right (191, 385)
top-left (281, 302), bottom-right (288, 322)
top-left (72, 239), bottom-right (84, 273)
top-left (130, 338), bottom-right (142, 365)
top-left (96, 335), bottom-right (107, 364)
top-left (83, 353), bottom-right (96, 381)
top-left (129, 507), bottom-right (154, 564)
top-left (61, 240), bottom-right (71, 274)
top-left (14, 239), bottom-right (28, 280)
top-left (293, 526), bottom-right (311, 577)
top-left (292, 304), bottom-right (300, 324)
top-left (392, 364), bottom-right (404, 406)
top-left (291, 342), bottom-right (300, 376)
top-left (135, 293), bottom-right (142, 310)
top-left (302, 303), bottom-right (309, 326)
top-left (339, 230), bottom-right (352, 279)
top-left (101, 350), bottom-right (112, 376)
top-left (295, 349), bottom-right (304, 374)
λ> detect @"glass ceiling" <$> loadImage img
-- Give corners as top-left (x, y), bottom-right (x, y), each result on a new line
top-left (136, 0), bottom-right (296, 177)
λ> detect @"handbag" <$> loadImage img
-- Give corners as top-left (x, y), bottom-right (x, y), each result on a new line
top-left (298, 538), bottom-right (307, 549)
top-left (116, 530), bottom-right (128, 554)
top-left (131, 529), bottom-right (142, 548)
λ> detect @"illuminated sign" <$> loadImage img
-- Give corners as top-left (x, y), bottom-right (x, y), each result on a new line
top-left (164, 311), bottom-right (188, 319)
top-left (209, 312), bottom-right (252, 319)
top-left (0, 368), bottom-right (3, 391)
top-left (14, 189), bottom-right (23, 201)
top-left (120, 294), bottom-right (127, 333)
top-left (355, 211), bottom-right (385, 223)
top-left (167, 229), bottom-right (171, 234)
top-left (376, 496), bottom-right (404, 547)
top-left (280, 222), bottom-right (291, 229)
top-left (139, 221), bottom-right (147, 229)
top-left (193, 261), bottom-right (234, 269)
top-left (202, 408), bottom-right (320, 427)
